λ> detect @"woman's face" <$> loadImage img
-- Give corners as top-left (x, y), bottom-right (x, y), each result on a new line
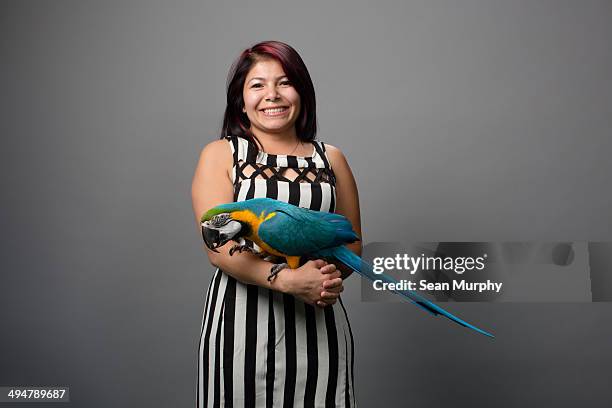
top-left (242, 58), bottom-right (301, 137)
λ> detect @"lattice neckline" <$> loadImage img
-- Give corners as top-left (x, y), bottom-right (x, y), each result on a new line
top-left (229, 135), bottom-right (336, 184)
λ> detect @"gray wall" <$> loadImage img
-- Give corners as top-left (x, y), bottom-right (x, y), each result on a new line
top-left (2, 1), bottom-right (611, 407)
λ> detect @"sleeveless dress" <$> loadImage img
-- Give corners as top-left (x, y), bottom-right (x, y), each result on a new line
top-left (197, 135), bottom-right (357, 408)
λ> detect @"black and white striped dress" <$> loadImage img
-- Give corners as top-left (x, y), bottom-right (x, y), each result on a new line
top-left (198, 135), bottom-right (356, 407)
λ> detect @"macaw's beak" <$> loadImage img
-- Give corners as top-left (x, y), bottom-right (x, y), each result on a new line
top-left (201, 219), bottom-right (242, 253)
top-left (202, 225), bottom-right (221, 252)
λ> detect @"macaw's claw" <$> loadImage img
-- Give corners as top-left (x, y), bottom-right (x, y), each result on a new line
top-left (229, 244), bottom-right (255, 256)
top-left (268, 263), bottom-right (289, 282)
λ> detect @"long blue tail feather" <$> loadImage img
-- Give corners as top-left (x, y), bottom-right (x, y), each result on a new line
top-left (316, 246), bottom-right (495, 338)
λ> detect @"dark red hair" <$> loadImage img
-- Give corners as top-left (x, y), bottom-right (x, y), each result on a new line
top-left (220, 41), bottom-right (317, 150)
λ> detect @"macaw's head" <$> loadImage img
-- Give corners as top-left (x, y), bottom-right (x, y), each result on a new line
top-left (200, 203), bottom-right (250, 252)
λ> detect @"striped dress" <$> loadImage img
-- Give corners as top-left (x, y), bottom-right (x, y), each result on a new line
top-left (198, 135), bottom-right (356, 408)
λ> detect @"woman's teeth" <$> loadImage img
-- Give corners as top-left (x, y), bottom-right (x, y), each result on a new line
top-left (262, 107), bottom-right (288, 116)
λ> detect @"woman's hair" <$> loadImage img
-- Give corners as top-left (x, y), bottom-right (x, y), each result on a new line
top-left (220, 41), bottom-right (317, 151)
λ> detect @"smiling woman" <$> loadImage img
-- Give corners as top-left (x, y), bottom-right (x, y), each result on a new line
top-left (192, 41), bottom-right (362, 407)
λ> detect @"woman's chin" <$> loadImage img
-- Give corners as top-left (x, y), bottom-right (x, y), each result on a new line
top-left (252, 122), bottom-right (297, 135)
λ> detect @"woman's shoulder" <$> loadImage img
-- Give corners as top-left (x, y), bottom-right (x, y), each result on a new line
top-left (319, 142), bottom-right (349, 170)
top-left (200, 138), bottom-right (232, 158)
top-left (321, 142), bottom-right (340, 154)
top-left (198, 138), bottom-right (234, 175)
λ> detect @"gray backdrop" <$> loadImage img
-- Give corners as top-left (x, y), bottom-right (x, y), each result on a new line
top-left (2, 0), bottom-right (611, 407)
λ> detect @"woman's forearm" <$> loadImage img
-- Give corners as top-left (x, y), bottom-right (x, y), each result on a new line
top-left (205, 242), bottom-right (290, 293)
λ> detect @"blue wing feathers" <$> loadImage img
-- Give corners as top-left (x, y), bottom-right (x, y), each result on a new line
top-left (258, 203), bottom-right (359, 255)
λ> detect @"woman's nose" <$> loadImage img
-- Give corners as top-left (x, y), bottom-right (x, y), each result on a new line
top-left (265, 87), bottom-right (280, 102)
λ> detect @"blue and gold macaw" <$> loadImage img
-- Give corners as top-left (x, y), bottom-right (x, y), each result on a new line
top-left (201, 197), bottom-right (494, 338)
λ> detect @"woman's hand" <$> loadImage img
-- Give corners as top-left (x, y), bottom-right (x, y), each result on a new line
top-left (317, 266), bottom-right (344, 307)
top-left (278, 259), bottom-right (344, 307)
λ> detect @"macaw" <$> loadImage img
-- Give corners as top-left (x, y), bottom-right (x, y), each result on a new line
top-left (201, 197), bottom-right (494, 338)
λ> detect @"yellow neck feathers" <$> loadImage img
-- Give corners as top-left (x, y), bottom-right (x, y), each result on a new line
top-left (230, 210), bottom-right (283, 257)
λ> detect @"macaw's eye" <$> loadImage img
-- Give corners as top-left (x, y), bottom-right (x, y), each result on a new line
top-left (211, 213), bottom-right (231, 227)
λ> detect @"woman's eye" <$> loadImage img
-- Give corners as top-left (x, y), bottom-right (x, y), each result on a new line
top-left (280, 81), bottom-right (291, 86)
top-left (251, 83), bottom-right (263, 88)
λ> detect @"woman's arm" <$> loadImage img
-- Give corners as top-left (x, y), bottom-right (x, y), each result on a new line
top-left (191, 140), bottom-right (343, 306)
top-left (326, 144), bottom-right (363, 279)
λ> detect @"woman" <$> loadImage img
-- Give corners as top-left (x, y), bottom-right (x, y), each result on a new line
top-left (192, 40), bottom-right (361, 407)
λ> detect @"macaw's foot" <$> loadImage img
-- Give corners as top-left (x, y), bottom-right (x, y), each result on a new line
top-left (229, 244), bottom-right (255, 256)
top-left (268, 263), bottom-right (289, 282)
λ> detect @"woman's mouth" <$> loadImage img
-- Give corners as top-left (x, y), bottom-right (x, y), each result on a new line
top-left (260, 107), bottom-right (289, 117)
